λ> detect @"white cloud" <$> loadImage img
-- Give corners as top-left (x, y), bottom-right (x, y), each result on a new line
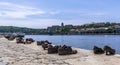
top-left (0, 2), bottom-right (107, 19)
top-left (0, 2), bottom-right (110, 28)
top-left (49, 11), bottom-right (60, 15)
top-left (0, 19), bottom-right (62, 28)
top-left (0, 2), bottom-right (46, 19)
top-left (0, 18), bottom-right (90, 28)
top-left (83, 12), bottom-right (107, 16)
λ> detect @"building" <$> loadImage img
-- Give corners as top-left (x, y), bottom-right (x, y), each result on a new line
top-left (61, 22), bottom-right (64, 27)
top-left (47, 25), bottom-right (61, 33)
top-left (65, 25), bottom-right (73, 28)
top-left (113, 25), bottom-right (120, 33)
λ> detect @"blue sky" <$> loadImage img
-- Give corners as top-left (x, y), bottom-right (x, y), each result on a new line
top-left (0, 0), bottom-right (120, 28)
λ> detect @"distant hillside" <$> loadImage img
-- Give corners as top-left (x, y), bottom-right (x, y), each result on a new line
top-left (1, 22), bottom-right (120, 35)
top-left (0, 26), bottom-right (47, 35)
top-left (74, 22), bottom-right (120, 29)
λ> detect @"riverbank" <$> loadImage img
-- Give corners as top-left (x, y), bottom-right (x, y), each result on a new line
top-left (0, 37), bottom-right (120, 65)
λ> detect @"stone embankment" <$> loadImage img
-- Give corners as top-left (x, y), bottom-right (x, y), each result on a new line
top-left (0, 38), bottom-right (120, 65)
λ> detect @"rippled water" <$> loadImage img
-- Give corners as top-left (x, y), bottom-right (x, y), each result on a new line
top-left (25, 35), bottom-right (120, 53)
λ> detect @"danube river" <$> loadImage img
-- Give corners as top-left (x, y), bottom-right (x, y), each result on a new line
top-left (25, 35), bottom-right (120, 53)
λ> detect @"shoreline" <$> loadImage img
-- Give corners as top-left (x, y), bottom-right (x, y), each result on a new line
top-left (0, 37), bottom-right (120, 65)
top-left (25, 34), bottom-right (120, 35)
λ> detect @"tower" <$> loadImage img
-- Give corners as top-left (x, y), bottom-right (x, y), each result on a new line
top-left (61, 22), bottom-right (64, 27)
top-left (61, 22), bottom-right (64, 35)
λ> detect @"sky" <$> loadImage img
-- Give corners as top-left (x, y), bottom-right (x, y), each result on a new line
top-left (0, 0), bottom-right (120, 28)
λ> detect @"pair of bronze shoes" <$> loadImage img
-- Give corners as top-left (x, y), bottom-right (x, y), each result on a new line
top-left (93, 45), bottom-right (115, 55)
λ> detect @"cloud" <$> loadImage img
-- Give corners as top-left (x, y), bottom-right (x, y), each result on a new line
top-left (0, 2), bottom-right (46, 19)
top-left (0, 2), bottom-right (114, 28)
top-left (0, 19), bottom-right (62, 28)
top-left (0, 2), bottom-right (107, 20)
top-left (49, 11), bottom-right (60, 15)
top-left (83, 12), bottom-right (107, 16)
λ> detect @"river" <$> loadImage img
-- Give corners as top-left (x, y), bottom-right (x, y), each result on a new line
top-left (25, 35), bottom-right (120, 53)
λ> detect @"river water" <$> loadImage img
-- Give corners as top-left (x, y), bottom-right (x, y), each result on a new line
top-left (25, 35), bottom-right (120, 53)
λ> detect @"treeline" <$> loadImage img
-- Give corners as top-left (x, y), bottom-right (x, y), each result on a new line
top-left (73, 22), bottom-right (120, 29)
top-left (0, 26), bottom-right (47, 35)
top-left (0, 22), bottom-right (120, 35)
